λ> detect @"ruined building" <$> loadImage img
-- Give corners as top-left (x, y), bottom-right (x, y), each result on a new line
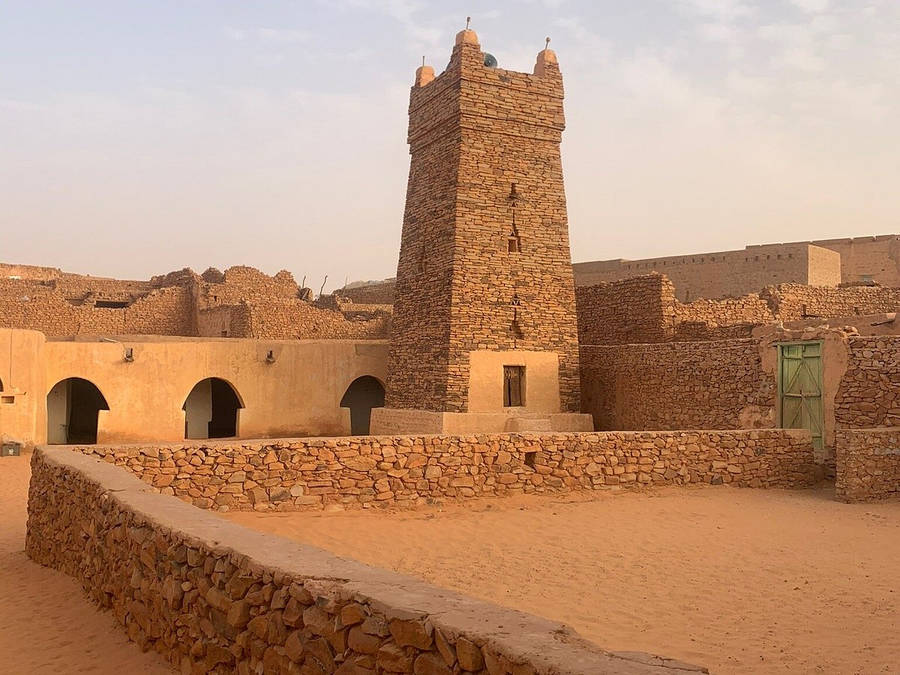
top-left (372, 27), bottom-right (590, 434)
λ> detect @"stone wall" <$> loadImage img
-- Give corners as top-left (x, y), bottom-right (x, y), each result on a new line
top-left (0, 263), bottom-right (385, 340)
top-left (573, 242), bottom-right (839, 301)
top-left (580, 341), bottom-right (775, 431)
top-left (835, 336), bottom-right (900, 428)
top-left (0, 279), bottom-right (194, 337)
top-left (28, 447), bottom-right (703, 675)
top-left (771, 284), bottom-right (900, 320)
top-left (835, 428), bottom-right (900, 502)
top-left (576, 275), bottom-right (900, 346)
top-left (335, 281), bottom-right (396, 305)
top-left (73, 429), bottom-right (815, 514)
top-left (573, 235), bottom-right (900, 300)
top-left (575, 275), bottom-right (673, 345)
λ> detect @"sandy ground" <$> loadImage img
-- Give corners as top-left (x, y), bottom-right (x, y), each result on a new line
top-left (226, 486), bottom-right (900, 675)
top-left (0, 455), bottom-right (173, 674)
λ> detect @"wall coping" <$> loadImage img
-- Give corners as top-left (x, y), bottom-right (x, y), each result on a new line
top-left (45, 427), bottom-right (811, 452)
top-left (34, 446), bottom-right (706, 674)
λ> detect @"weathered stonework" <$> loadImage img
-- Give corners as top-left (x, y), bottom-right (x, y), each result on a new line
top-left (0, 263), bottom-right (387, 340)
top-left (28, 447), bottom-right (707, 674)
top-left (386, 30), bottom-right (580, 414)
top-left (577, 274), bottom-right (900, 346)
top-left (835, 428), bottom-right (900, 502)
top-left (71, 429), bottom-right (815, 513)
top-left (835, 336), bottom-right (900, 428)
top-left (580, 340), bottom-right (775, 431)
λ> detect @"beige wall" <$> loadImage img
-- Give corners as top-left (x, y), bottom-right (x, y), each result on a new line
top-left (0, 329), bottom-right (388, 445)
top-left (467, 350), bottom-right (561, 414)
top-left (0, 329), bottom-right (45, 447)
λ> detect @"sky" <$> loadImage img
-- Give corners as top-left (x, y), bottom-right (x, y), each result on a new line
top-left (1, 1), bottom-right (898, 291)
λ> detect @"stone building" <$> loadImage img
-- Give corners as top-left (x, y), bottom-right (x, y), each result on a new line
top-left (372, 28), bottom-right (590, 434)
top-left (574, 235), bottom-right (900, 301)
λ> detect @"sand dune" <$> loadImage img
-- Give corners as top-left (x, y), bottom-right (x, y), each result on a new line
top-left (227, 486), bottom-right (900, 674)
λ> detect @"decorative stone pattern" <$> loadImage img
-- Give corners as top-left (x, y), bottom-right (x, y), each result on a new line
top-left (28, 447), bottom-right (707, 674)
top-left (580, 341), bottom-right (775, 431)
top-left (835, 337), bottom-right (900, 428)
top-left (73, 429), bottom-right (815, 513)
top-left (387, 32), bottom-right (580, 413)
top-left (835, 428), bottom-right (900, 502)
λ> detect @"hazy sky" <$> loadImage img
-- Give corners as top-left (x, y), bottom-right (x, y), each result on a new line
top-left (1, 1), bottom-right (897, 291)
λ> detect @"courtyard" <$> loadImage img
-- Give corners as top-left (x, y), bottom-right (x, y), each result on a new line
top-left (225, 486), bottom-right (900, 674)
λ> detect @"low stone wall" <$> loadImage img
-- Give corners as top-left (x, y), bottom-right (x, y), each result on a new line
top-left (73, 430), bottom-right (816, 513)
top-left (27, 447), bottom-right (705, 674)
top-left (835, 428), bottom-right (900, 502)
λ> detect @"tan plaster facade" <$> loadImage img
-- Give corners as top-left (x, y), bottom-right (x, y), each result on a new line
top-left (0, 328), bottom-right (388, 447)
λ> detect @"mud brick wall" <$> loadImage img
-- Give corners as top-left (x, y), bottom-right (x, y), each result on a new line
top-left (576, 274), bottom-right (674, 345)
top-left (835, 337), bottom-right (900, 428)
top-left (580, 340), bottom-right (775, 431)
top-left (30, 448), bottom-right (702, 675)
top-left (388, 34), bottom-right (581, 413)
top-left (835, 428), bottom-right (900, 502)
top-left (73, 429), bottom-right (814, 515)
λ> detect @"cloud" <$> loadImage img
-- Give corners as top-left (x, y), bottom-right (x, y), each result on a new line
top-left (790, 0), bottom-right (829, 13)
top-left (677, 0), bottom-right (755, 21)
top-left (224, 27), bottom-right (310, 44)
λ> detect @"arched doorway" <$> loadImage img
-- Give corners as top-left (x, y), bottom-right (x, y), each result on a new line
top-left (47, 378), bottom-right (110, 444)
top-left (183, 378), bottom-right (243, 440)
top-left (340, 376), bottom-right (385, 435)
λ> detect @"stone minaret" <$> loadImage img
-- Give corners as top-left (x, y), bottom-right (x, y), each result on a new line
top-left (372, 27), bottom-right (590, 434)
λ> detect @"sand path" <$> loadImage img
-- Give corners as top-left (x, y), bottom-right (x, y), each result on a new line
top-left (0, 455), bottom-right (173, 674)
top-left (227, 486), bottom-right (900, 675)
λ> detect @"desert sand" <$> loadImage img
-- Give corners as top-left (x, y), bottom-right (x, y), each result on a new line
top-left (0, 455), bottom-right (172, 674)
top-left (227, 486), bottom-right (900, 674)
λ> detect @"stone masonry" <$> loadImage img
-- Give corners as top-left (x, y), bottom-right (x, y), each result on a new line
top-left (73, 429), bottom-right (816, 512)
top-left (28, 447), bottom-right (706, 674)
top-left (835, 429), bottom-right (900, 502)
top-left (386, 29), bottom-right (580, 413)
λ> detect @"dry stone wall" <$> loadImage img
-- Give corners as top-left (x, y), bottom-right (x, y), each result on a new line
top-left (575, 275), bottom-right (673, 345)
top-left (835, 428), bottom-right (900, 502)
top-left (1, 263), bottom-right (385, 340)
top-left (29, 448), bottom-right (705, 675)
top-left (73, 429), bottom-right (815, 513)
top-left (580, 341), bottom-right (775, 431)
top-left (835, 336), bottom-right (900, 428)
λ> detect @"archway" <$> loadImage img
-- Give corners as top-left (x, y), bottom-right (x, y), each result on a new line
top-left (46, 378), bottom-right (110, 444)
top-left (183, 378), bottom-right (243, 440)
top-left (340, 376), bottom-right (385, 435)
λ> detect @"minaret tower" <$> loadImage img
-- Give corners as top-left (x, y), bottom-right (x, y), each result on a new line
top-left (372, 24), bottom-right (591, 434)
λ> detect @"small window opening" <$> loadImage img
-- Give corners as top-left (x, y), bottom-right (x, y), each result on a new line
top-left (524, 451), bottom-right (536, 469)
top-left (1, 396), bottom-right (14, 405)
top-left (507, 235), bottom-right (520, 253)
top-left (95, 300), bottom-right (129, 309)
top-left (503, 365), bottom-right (525, 407)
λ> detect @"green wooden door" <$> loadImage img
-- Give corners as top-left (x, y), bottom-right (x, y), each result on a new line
top-left (777, 341), bottom-right (824, 451)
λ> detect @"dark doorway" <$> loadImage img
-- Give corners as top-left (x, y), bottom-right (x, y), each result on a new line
top-left (47, 378), bottom-right (110, 444)
top-left (503, 365), bottom-right (526, 407)
top-left (183, 378), bottom-right (243, 439)
top-left (340, 376), bottom-right (385, 435)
